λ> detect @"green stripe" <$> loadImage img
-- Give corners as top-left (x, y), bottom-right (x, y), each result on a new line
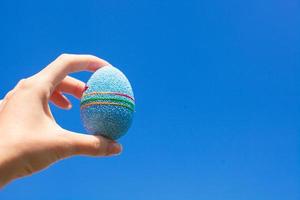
top-left (81, 97), bottom-right (135, 109)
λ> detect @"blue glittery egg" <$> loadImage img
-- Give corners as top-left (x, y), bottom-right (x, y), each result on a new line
top-left (80, 66), bottom-right (135, 140)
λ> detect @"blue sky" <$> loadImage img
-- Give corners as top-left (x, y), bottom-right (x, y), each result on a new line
top-left (0, 0), bottom-right (299, 199)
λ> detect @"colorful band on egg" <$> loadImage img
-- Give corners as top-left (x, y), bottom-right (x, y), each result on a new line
top-left (80, 102), bottom-right (134, 112)
top-left (83, 92), bottom-right (135, 101)
top-left (81, 97), bottom-right (135, 109)
top-left (81, 91), bottom-right (135, 112)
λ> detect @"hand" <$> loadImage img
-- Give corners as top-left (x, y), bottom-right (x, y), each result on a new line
top-left (0, 54), bottom-right (122, 188)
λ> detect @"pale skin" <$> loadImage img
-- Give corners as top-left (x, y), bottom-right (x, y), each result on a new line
top-left (0, 54), bottom-right (122, 188)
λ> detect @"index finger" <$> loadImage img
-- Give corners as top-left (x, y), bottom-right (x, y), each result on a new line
top-left (39, 54), bottom-right (110, 88)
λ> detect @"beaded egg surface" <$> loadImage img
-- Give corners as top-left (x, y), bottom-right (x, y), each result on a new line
top-left (80, 66), bottom-right (135, 140)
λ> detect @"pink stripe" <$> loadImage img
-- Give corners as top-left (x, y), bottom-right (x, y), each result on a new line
top-left (113, 92), bottom-right (135, 101)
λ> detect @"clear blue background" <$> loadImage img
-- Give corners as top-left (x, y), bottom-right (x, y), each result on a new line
top-left (0, 1), bottom-right (299, 199)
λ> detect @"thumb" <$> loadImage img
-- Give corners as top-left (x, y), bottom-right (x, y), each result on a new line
top-left (60, 130), bottom-right (122, 157)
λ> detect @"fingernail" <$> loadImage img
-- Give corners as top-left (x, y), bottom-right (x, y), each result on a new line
top-left (83, 85), bottom-right (88, 92)
top-left (107, 142), bottom-right (122, 156)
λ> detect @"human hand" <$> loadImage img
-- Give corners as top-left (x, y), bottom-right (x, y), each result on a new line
top-left (0, 54), bottom-right (122, 188)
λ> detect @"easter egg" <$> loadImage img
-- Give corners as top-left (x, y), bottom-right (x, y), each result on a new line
top-left (80, 66), bottom-right (135, 140)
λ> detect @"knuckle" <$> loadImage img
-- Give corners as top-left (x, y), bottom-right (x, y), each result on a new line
top-left (57, 53), bottom-right (73, 64)
top-left (59, 142), bottom-right (74, 158)
top-left (54, 137), bottom-right (75, 158)
top-left (91, 138), bottom-right (106, 156)
top-left (57, 54), bottom-right (80, 71)
top-left (58, 53), bottom-right (71, 60)
top-left (16, 78), bottom-right (31, 90)
top-left (74, 82), bottom-right (84, 96)
top-left (4, 89), bottom-right (15, 100)
top-left (15, 77), bottom-right (49, 97)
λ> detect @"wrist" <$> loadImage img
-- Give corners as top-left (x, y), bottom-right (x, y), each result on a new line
top-left (0, 142), bottom-right (21, 188)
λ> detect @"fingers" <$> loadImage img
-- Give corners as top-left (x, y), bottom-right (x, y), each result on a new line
top-left (60, 130), bottom-right (122, 157)
top-left (56, 76), bottom-right (86, 99)
top-left (39, 54), bottom-right (110, 89)
top-left (50, 76), bottom-right (86, 109)
top-left (50, 91), bottom-right (72, 109)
